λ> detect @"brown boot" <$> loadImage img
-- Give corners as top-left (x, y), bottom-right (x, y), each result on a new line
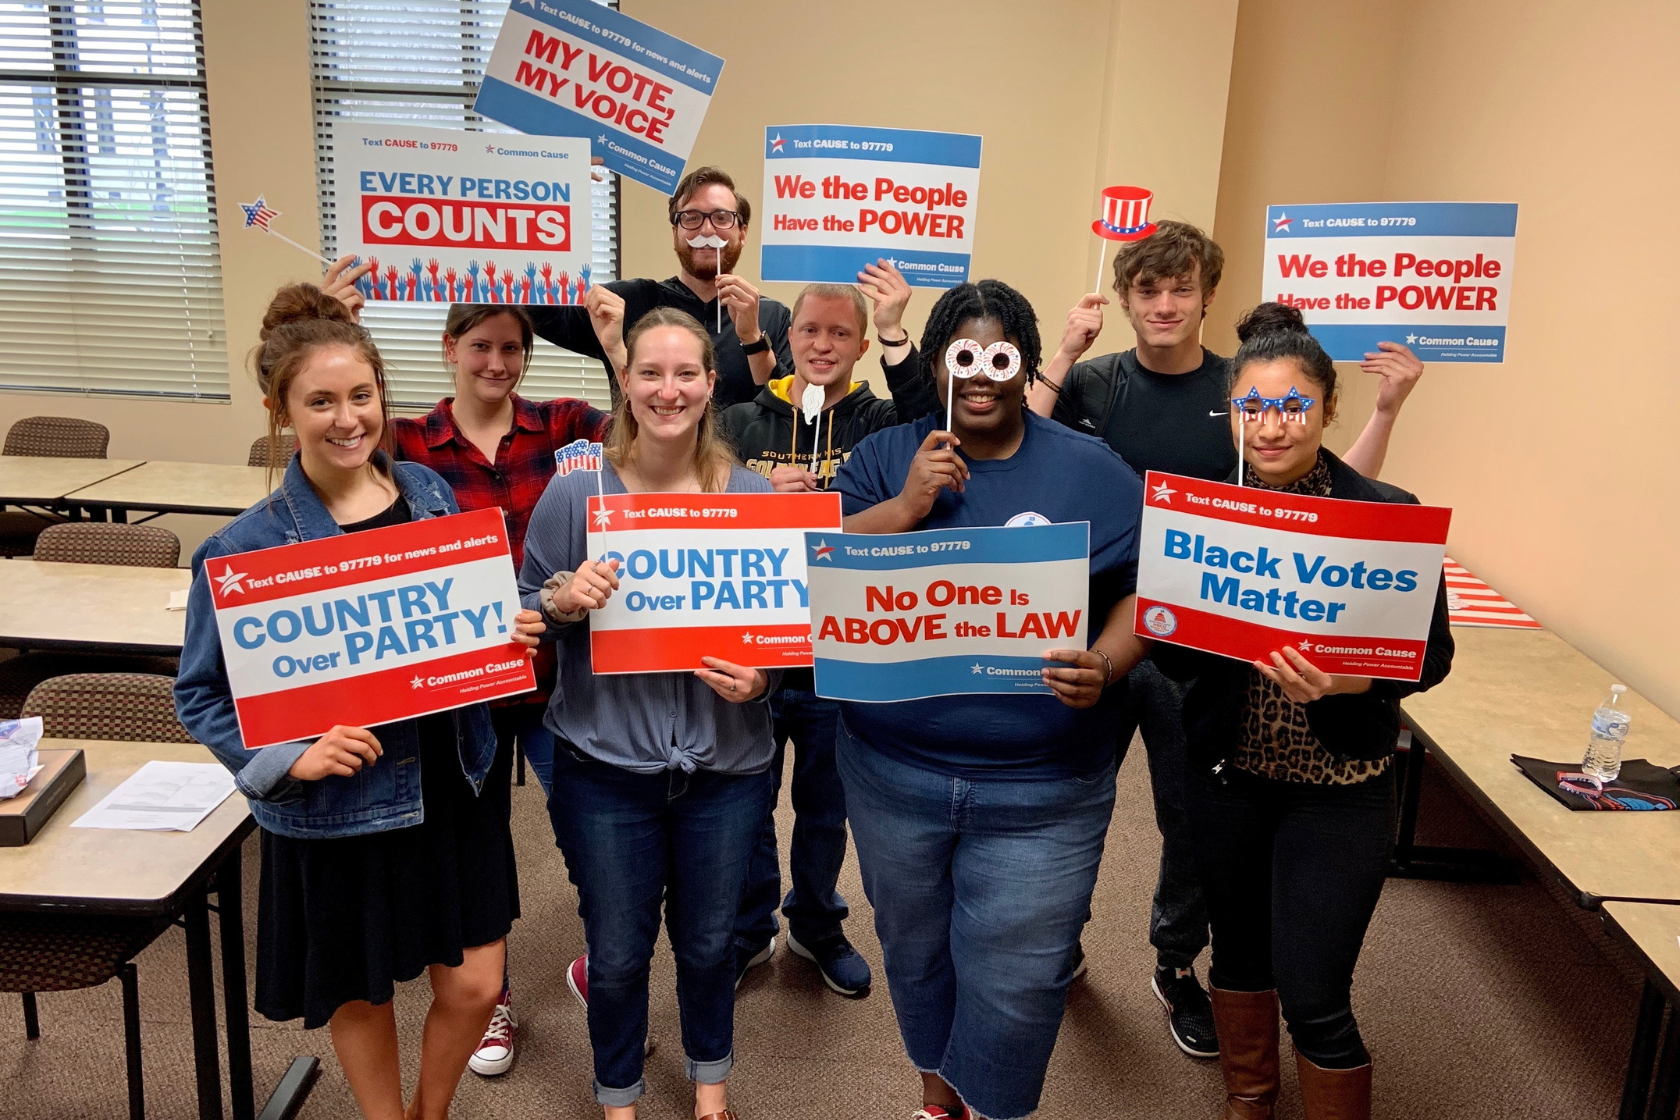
top-left (1296, 1053), bottom-right (1372, 1120)
top-left (1208, 987), bottom-right (1279, 1119)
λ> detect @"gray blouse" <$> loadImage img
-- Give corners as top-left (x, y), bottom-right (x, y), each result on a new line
top-left (517, 461), bottom-right (780, 775)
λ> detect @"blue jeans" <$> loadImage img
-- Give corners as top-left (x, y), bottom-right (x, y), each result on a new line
top-left (1116, 658), bottom-right (1208, 970)
top-left (836, 719), bottom-right (1117, 1120)
top-left (548, 744), bottom-right (773, 1106)
top-left (734, 688), bottom-right (851, 950)
top-left (492, 704), bottom-right (555, 796)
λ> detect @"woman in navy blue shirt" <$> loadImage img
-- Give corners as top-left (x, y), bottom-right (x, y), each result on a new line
top-left (833, 280), bottom-right (1150, 1120)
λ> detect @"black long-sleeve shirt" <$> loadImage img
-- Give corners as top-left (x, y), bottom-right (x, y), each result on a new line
top-left (528, 275), bottom-right (793, 409)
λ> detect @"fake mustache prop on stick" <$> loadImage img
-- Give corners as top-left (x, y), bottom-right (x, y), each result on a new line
top-left (801, 382), bottom-right (825, 474)
top-left (687, 234), bottom-right (729, 331)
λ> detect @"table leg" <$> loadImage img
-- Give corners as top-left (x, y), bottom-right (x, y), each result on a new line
top-left (183, 887), bottom-right (225, 1120)
top-left (121, 962), bottom-right (144, 1120)
top-left (22, 991), bottom-right (39, 1039)
top-left (254, 1057), bottom-right (320, 1120)
top-left (1621, 980), bottom-right (1666, 1120)
top-left (215, 855), bottom-right (255, 1120)
top-left (1650, 1004), bottom-right (1680, 1120)
top-left (1387, 728), bottom-right (1522, 884)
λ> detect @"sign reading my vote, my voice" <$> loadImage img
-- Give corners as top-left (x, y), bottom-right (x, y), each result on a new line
top-left (805, 523), bottom-right (1090, 702)
top-left (209, 508), bottom-right (536, 749)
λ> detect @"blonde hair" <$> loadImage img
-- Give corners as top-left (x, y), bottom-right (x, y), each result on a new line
top-left (251, 284), bottom-right (391, 483)
top-left (792, 283), bottom-right (868, 333)
top-left (605, 307), bottom-right (736, 493)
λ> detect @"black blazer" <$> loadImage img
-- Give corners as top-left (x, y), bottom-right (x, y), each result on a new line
top-left (1151, 450), bottom-right (1455, 774)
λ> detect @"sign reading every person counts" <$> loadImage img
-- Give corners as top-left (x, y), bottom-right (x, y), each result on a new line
top-left (1262, 202), bottom-right (1518, 363)
top-left (1134, 471), bottom-right (1450, 681)
top-left (586, 492), bottom-right (843, 674)
top-left (209, 509), bottom-right (537, 749)
top-left (475, 0), bottom-right (725, 196)
top-left (330, 122), bottom-right (592, 304)
top-left (805, 523), bottom-right (1090, 702)
top-left (760, 124), bottom-right (983, 289)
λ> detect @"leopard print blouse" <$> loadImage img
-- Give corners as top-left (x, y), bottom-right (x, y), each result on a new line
top-left (1233, 453), bottom-right (1389, 786)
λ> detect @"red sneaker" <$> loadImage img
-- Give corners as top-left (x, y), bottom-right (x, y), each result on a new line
top-left (911, 1107), bottom-right (967, 1120)
top-left (467, 985), bottom-right (515, 1076)
top-left (567, 954), bottom-right (588, 1009)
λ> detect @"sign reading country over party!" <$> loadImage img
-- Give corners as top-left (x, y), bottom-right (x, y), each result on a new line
top-left (760, 124), bottom-right (983, 289)
top-left (330, 122), bottom-right (592, 304)
top-left (805, 524), bottom-right (1089, 702)
top-left (586, 492), bottom-right (842, 674)
top-left (210, 509), bottom-right (536, 749)
top-left (1134, 472), bottom-right (1450, 681)
top-left (475, 0), bottom-right (724, 196)
top-left (1261, 202), bottom-right (1518, 363)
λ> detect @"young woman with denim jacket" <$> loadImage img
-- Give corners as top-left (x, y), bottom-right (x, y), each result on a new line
top-left (174, 285), bottom-right (545, 1120)
top-left (518, 307), bottom-right (777, 1120)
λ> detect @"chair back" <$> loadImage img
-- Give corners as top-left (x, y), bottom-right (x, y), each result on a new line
top-left (248, 433), bottom-right (298, 468)
top-left (2, 417), bottom-right (109, 459)
top-left (21, 673), bottom-right (194, 743)
top-left (33, 522), bottom-right (180, 568)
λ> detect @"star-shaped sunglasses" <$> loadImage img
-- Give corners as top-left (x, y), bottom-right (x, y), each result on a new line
top-left (1231, 385), bottom-right (1316, 423)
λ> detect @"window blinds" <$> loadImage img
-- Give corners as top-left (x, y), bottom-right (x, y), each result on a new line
top-left (0, 1), bottom-right (229, 399)
top-left (310, 0), bottom-right (620, 410)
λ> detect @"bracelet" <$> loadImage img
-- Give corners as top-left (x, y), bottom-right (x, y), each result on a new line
top-left (1094, 649), bottom-right (1114, 687)
top-left (1041, 377), bottom-right (1064, 395)
top-left (878, 333), bottom-right (910, 346)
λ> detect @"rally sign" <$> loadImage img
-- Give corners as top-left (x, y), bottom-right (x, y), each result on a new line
top-left (806, 524), bottom-right (1089, 702)
top-left (475, 0), bottom-right (725, 195)
top-left (1262, 202), bottom-right (1517, 363)
top-left (760, 124), bottom-right (982, 289)
top-left (586, 492), bottom-right (842, 673)
top-left (1134, 472), bottom-right (1450, 681)
top-left (330, 122), bottom-right (592, 304)
top-left (210, 509), bottom-right (536, 749)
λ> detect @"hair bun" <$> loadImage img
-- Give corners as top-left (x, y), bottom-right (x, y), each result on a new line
top-left (260, 283), bottom-right (354, 342)
top-left (1234, 301), bottom-right (1307, 344)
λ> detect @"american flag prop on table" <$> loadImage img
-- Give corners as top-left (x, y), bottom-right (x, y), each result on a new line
top-left (1443, 557), bottom-right (1541, 629)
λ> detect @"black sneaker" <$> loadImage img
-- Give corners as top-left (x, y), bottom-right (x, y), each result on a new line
top-left (735, 938), bottom-right (776, 989)
top-left (1070, 943), bottom-right (1088, 982)
top-left (786, 931), bottom-right (872, 998)
top-left (1152, 965), bottom-right (1219, 1058)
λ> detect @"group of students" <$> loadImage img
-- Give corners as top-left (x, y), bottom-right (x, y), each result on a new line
top-left (172, 165), bottom-right (1453, 1120)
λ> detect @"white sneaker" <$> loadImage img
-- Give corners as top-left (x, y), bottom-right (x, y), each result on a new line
top-left (467, 1001), bottom-right (515, 1076)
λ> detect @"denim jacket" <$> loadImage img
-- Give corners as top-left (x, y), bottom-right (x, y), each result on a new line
top-left (174, 452), bottom-right (498, 839)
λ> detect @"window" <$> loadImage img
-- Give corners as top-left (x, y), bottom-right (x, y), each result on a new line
top-left (0, 0), bottom-right (228, 399)
top-left (310, 0), bottom-right (620, 410)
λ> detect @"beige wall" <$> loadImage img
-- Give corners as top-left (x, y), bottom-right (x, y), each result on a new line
top-left (1212, 0), bottom-right (1680, 714)
top-left (620, 0), bottom-right (1238, 356)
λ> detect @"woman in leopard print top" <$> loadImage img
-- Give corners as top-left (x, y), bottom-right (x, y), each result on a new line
top-left (1152, 304), bottom-right (1453, 1120)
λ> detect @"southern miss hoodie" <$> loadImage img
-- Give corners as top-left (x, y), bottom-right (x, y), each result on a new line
top-left (722, 347), bottom-right (938, 488)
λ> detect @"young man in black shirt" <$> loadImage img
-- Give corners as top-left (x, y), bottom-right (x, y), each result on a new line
top-left (530, 165), bottom-right (793, 408)
top-left (1023, 221), bottom-right (1424, 1062)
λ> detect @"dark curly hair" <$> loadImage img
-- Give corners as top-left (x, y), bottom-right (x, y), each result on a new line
top-left (1230, 301), bottom-right (1337, 402)
top-left (918, 279), bottom-right (1043, 385)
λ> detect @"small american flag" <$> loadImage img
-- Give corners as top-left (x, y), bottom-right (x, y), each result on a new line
top-left (555, 438), bottom-right (604, 477)
top-left (239, 196), bottom-right (279, 232)
top-left (1443, 558), bottom-right (1542, 630)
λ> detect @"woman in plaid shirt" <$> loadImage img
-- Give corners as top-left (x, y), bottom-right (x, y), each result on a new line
top-left (389, 303), bottom-right (609, 1078)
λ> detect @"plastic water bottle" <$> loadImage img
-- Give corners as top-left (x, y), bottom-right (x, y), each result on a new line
top-left (1581, 684), bottom-right (1631, 783)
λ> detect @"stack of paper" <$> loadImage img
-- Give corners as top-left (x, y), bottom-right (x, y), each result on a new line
top-left (0, 717), bottom-right (43, 800)
top-left (72, 760), bottom-right (236, 832)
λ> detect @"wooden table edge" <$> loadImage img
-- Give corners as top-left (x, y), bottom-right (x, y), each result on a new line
top-left (0, 459), bottom-right (148, 505)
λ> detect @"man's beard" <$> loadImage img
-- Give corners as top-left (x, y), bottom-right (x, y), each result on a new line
top-left (678, 238), bottom-right (742, 281)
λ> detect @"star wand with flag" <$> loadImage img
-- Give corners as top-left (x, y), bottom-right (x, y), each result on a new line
top-left (239, 196), bottom-right (333, 266)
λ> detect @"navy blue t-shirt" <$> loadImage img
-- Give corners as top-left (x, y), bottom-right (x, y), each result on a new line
top-left (833, 411), bottom-right (1144, 777)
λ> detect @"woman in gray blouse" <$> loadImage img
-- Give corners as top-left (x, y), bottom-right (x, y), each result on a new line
top-left (519, 307), bottom-right (777, 1120)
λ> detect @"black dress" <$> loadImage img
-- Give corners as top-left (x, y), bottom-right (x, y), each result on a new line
top-left (254, 495), bottom-right (520, 1029)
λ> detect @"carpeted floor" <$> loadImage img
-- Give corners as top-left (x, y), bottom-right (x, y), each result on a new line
top-left (2, 740), bottom-right (1645, 1118)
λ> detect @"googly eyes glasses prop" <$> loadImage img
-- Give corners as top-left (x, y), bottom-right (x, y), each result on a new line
top-left (1230, 386), bottom-right (1316, 423)
top-left (942, 338), bottom-right (1023, 436)
top-left (945, 338), bottom-right (1022, 383)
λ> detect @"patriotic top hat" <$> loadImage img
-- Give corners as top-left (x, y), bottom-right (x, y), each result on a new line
top-left (1092, 185), bottom-right (1157, 242)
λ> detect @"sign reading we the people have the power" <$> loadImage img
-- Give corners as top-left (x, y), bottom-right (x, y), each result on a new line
top-left (1134, 472), bottom-right (1450, 681)
top-left (209, 509), bottom-right (536, 749)
top-left (1261, 201), bottom-right (1518, 363)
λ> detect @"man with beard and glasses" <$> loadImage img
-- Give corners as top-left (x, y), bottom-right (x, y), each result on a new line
top-left (529, 166), bottom-right (793, 408)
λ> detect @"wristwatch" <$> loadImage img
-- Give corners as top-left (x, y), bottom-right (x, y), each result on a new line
top-left (739, 336), bottom-right (771, 355)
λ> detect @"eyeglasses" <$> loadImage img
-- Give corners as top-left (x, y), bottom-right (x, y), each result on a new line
top-left (673, 209), bottom-right (740, 230)
top-left (945, 339), bottom-right (1021, 382)
top-left (1231, 386), bottom-right (1316, 423)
